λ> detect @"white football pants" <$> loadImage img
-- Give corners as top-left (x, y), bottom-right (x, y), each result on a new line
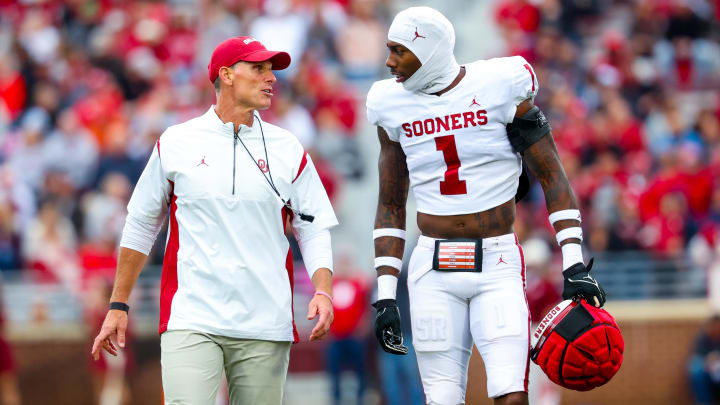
top-left (408, 234), bottom-right (530, 404)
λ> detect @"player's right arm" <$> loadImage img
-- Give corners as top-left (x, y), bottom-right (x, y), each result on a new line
top-left (372, 126), bottom-right (410, 355)
top-left (374, 126), bottom-right (409, 276)
top-left (91, 140), bottom-right (170, 360)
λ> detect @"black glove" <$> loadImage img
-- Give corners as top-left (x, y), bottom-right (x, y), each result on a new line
top-left (372, 299), bottom-right (408, 355)
top-left (562, 258), bottom-right (606, 307)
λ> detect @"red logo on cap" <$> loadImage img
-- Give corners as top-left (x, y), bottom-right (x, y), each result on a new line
top-left (413, 27), bottom-right (426, 41)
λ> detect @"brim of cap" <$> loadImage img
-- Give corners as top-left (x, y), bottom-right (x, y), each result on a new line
top-left (241, 50), bottom-right (291, 70)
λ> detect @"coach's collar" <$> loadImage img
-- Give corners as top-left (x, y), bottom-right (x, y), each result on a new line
top-left (204, 106), bottom-right (262, 136)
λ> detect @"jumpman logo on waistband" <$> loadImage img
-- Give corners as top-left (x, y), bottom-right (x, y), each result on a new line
top-left (413, 27), bottom-right (426, 41)
top-left (197, 156), bottom-right (209, 167)
top-left (497, 255), bottom-right (508, 265)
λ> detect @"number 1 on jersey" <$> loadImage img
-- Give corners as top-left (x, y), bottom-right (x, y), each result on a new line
top-left (435, 135), bottom-right (467, 195)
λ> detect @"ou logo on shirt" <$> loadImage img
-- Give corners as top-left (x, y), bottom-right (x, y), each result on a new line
top-left (257, 159), bottom-right (269, 173)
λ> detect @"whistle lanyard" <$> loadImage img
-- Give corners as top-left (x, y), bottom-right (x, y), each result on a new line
top-left (234, 115), bottom-right (314, 222)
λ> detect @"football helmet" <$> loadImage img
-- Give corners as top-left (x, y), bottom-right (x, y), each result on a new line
top-left (531, 299), bottom-right (624, 391)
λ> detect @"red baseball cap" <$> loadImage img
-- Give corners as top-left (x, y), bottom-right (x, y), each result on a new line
top-left (207, 36), bottom-right (291, 83)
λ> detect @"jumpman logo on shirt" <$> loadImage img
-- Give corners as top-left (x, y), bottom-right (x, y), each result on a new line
top-left (497, 255), bottom-right (508, 265)
top-left (197, 156), bottom-right (209, 167)
top-left (413, 27), bottom-right (426, 41)
top-left (469, 97), bottom-right (481, 108)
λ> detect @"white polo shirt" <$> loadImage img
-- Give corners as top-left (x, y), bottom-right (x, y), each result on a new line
top-left (126, 107), bottom-right (338, 342)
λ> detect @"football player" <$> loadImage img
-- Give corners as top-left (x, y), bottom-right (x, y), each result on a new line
top-left (367, 7), bottom-right (606, 405)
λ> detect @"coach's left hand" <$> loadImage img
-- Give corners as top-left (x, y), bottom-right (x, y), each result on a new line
top-left (308, 292), bottom-right (334, 341)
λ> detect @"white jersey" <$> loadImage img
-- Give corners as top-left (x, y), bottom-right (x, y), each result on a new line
top-left (126, 107), bottom-right (338, 342)
top-left (366, 56), bottom-right (539, 215)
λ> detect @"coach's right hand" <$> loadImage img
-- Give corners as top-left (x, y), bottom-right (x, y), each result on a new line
top-left (91, 309), bottom-right (128, 360)
top-left (372, 299), bottom-right (408, 355)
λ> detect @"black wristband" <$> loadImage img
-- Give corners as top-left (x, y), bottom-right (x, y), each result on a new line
top-left (109, 302), bottom-right (130, 313)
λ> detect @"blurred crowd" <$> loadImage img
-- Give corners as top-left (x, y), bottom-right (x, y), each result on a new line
top-left (0, 0), bottom-right (719, 403)
top-left (0, 0), bottom-right (717, 289)
top-left (0, 0), bottom-right (396, 289)
top-left (497, 0), bottom-right (720, 263)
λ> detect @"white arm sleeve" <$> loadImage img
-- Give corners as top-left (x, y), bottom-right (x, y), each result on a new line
top-left (121, 139), bottom-right (172, 254)
top-left (119, 214), bottom-right (164, 255)
top-left (297, 229), bottom-right (333, 279)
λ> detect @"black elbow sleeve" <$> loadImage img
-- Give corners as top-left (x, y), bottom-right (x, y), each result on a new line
top-left (506, 105), bottom-right (551, 154)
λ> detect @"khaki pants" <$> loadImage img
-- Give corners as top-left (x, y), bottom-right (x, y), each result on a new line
top-left (161, 330), bottom-right (291, 405)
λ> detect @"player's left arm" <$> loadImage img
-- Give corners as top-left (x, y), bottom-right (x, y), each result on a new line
top-left (515, 100), bottom-right (578, 225)
top-left (514, 99), bottom-right (606, 307)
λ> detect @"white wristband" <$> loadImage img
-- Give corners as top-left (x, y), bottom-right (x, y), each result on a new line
top-left (549, 209), bottom-right (581, 226)
top-left (556, 227), bottom-right (583, 245)
top-left (561, 243), bottom-right (584, 270)
top-left (374, 256), bottom-right (403, 271)
top-left (373, 228), bottom-right (406, 240)
top-left (377, 275), bottom-right (398, 300)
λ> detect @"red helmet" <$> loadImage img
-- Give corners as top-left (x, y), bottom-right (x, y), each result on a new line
top-left (531, 299), bottom-right (624, 391)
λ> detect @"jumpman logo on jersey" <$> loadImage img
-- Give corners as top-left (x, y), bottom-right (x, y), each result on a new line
top-left (197, 156), bottom-right (209, 167)
top-left (413, 27), bottom-right (426, 41)
top-left (469, 97), bottom-right (481, 108)
top-left (497, 255), bottom-right (508, 265)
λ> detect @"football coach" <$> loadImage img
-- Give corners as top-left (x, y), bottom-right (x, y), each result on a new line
top-left (91, 36), bottom-right (338, 405)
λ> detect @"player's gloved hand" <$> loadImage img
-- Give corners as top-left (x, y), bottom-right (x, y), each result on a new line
top-left (372, 299), bottom-right (408, 355)
top-left (562, 258), bottom-right (606, 307)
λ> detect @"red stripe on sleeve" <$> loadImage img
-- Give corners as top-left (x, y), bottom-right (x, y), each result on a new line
top-left (523, 64), bottom-right (536, 92)
top-left (292, 152), bottom-right (308, 183)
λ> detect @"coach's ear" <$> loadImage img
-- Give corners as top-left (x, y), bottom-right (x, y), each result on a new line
top-left (219, 65), bottom-right (234, 87)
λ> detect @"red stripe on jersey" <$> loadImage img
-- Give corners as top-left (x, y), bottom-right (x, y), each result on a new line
top-left (156, 140), bottom-right (162, 163)
top-left (523, 64), bottom-right (536, 92)
top-left (159, 181), bottom-right (178, 335)
top-left (292, 152), bottom-right (308, 183)
top-left (516, 234), bottom-right (531, 392)
top-left (282, 206), bottom-right (300, 343)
